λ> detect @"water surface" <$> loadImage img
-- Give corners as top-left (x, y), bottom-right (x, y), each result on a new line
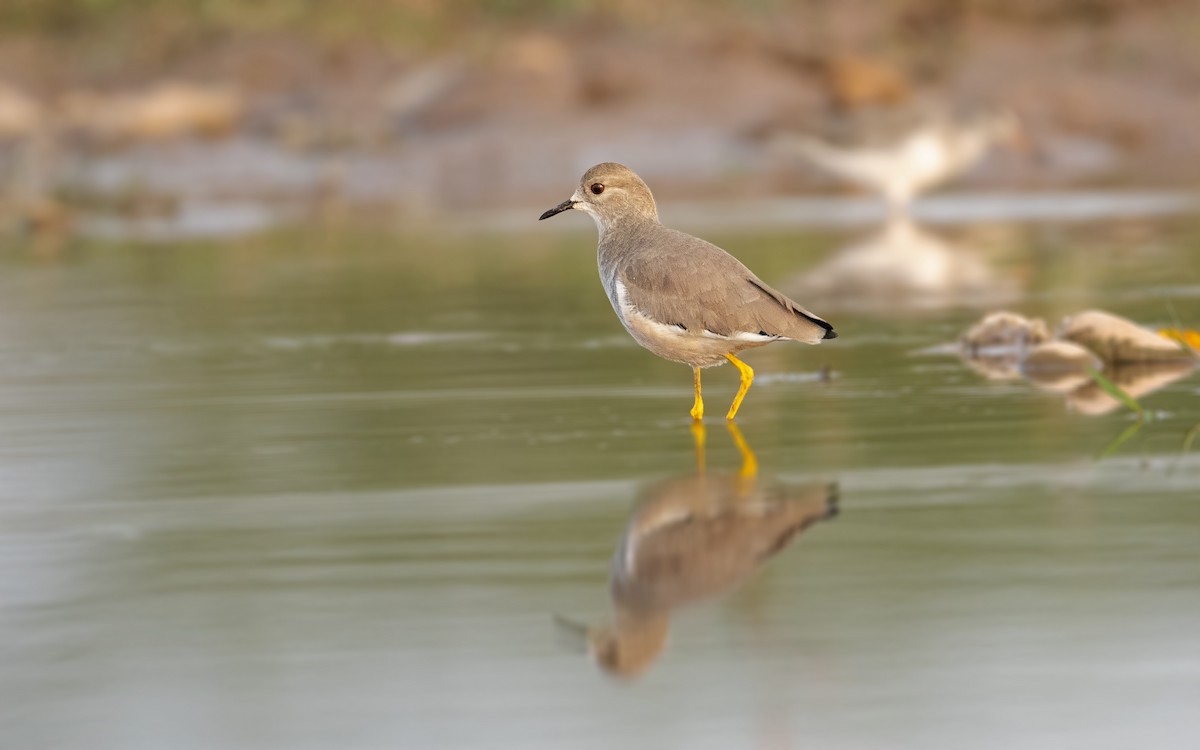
top-left (2, 215), bottom-right (1199, 748)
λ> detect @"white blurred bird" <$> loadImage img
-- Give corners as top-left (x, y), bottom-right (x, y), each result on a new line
top-left (777, 107), bottom-right (1022, 214)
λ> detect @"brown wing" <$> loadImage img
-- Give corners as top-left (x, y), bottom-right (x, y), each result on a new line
top-left (617, 227), bottom-right (835, 344)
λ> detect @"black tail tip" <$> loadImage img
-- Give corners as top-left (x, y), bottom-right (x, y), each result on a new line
top-left (823, 328), bottom-right (838, 340)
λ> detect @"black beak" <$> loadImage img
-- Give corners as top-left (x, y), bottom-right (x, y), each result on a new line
top-left (539, 199), bottom-right (576, 221)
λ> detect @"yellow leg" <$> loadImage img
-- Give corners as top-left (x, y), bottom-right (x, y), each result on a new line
top-left (689, 366), bottom-right (704, 421)
top-left (690, 420), bottom-right (707, 475)
top-left (725, 422), bottom-right (758, 480)
top-left (724, 353), bottom-right (754, 421)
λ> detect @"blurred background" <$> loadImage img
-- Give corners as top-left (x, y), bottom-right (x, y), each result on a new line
top-left (0, 0), bottom-right (1199, 233)
top-left (2, 3), bottom-right (1199, 749)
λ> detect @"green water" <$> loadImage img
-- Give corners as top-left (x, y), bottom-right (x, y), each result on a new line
top-left (2, 217), bottom-right (1199, 748)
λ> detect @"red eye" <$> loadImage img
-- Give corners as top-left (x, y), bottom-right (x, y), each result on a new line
top-left (590, 183), bottom-right (605, 195)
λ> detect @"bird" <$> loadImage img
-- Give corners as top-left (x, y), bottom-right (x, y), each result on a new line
top-left (539, 162), bottom-right (836, 421)
top-left (776, 108), bottom-right (1021, 214)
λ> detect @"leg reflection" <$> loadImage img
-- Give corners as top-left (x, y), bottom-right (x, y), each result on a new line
top-left (726, 422), bottom-right (758, 481)
top-left (691, 420), bottom-right (707, 475)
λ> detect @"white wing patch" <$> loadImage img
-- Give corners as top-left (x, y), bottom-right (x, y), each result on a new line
top-left (615, 278), bottom-right (780, 343)
top-left (703, 329), bottom-right (778, 342)
top-left (615, 279), bottom-right (690, 338)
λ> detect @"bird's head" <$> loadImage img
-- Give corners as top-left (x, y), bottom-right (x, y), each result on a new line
top-left (538, 162), bottom-right (659, 230)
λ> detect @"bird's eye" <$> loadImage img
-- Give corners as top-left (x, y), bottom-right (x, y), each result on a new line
top-left (590, 183), bottom-right (605, 195)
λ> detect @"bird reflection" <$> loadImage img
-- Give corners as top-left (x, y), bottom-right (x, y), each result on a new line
top-left (559, 424), bottom-right (837, 679)
top-left (1046, 361), bottom-right (1196, 417)
top-left (791, 216), bottom-right (1017, 311)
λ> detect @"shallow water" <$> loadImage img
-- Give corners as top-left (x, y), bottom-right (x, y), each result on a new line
top-left (2, 216), bottom-right (1200, 749)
